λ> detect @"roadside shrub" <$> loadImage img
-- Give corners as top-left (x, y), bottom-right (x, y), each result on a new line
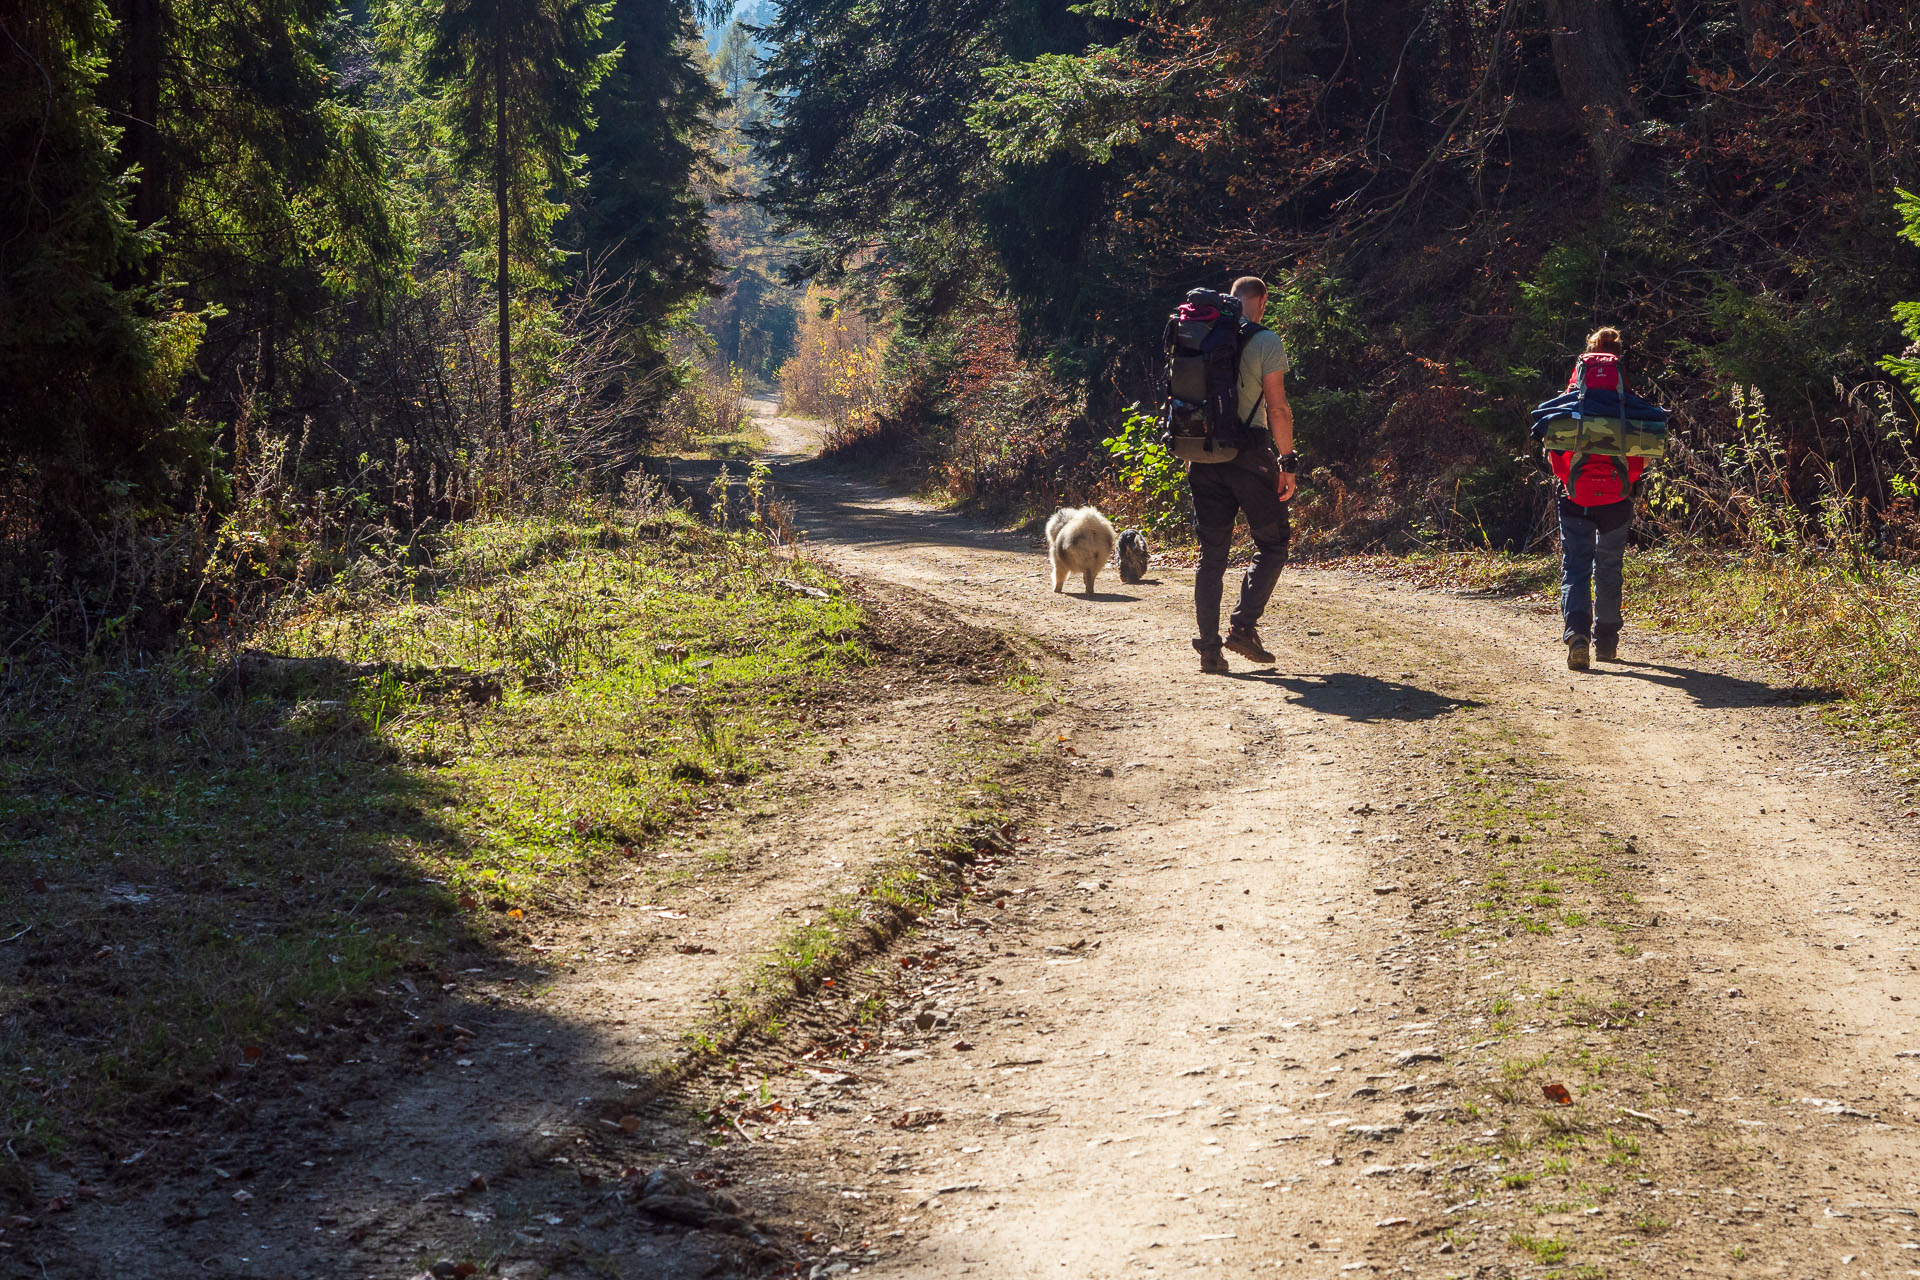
top-left (934, 312), bottom-right (1084, 506)
top-left (1100, 404), bottom-right (1187, 537)
top-left (661, 358), bottom-right (750, 450)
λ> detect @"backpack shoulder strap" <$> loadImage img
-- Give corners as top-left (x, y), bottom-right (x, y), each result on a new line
top-left (1236, 319), bottom-right (1269, 432)
top-left (1240, 387), bottom-right (1266, 432)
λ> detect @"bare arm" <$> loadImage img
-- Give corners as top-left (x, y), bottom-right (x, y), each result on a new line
top-left (1264, 367), bottom-right (1296, 499)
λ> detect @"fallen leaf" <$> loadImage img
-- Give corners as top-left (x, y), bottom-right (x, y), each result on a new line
top-left (619, 1114), bottom-right (640, 1132)
top-left (506, 908), bottom-right (523, 919)
top-left (242, 1045), bottom-right (263, 1062)
top-left (1541, 1082), bottom-right (1573, 1105)
top-left (456, 894), bottom-right (479, 911)
top-left (952, 1040), bottom-right (974, 1051)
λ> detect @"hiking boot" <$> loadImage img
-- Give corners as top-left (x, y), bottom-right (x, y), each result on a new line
top-left (1199, 650), bottom-right (1231, 676)
top-left (1594, 636), bottom-right (1619, 662)
top-left (1223, 629), bottom-right (1275, 665)
top-left (1567, 639), bottom-right (1590, 671)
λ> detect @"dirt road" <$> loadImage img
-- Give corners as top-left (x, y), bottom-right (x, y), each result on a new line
top-left (744, 402), bottom-right (1920, 1277)
top-left (40, 402), bottom-right (1920, 1279)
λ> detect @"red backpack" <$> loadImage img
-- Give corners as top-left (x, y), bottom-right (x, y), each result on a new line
top-left (1568, 351), bottom-right (1624, 394)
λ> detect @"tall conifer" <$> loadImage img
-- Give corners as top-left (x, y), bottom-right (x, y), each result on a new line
top-left (417, 0), bottom-right (612, 457)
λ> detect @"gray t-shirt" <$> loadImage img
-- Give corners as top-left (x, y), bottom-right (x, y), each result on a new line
top-left (1236, 326), bottom-right (1290, 433)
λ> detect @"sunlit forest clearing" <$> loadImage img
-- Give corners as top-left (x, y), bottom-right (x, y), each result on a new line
top-left (7, 2), bottom-right (1920, 1277)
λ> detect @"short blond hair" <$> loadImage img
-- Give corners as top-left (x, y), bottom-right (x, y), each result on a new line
top-left (1230, 276), bottom-right (1268, 301)
top-left (1586, 326), bottom-right (1623, 354)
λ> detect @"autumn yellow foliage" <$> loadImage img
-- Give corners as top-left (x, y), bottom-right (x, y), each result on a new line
top-left (778, 287), bottom-right (889, 443)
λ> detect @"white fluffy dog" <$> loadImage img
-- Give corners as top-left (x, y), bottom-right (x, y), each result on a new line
top-left (1045, 506), bottom-right (1117, 595)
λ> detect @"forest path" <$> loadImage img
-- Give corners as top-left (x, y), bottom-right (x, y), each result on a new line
top-left (34, 404), bottom-right (1920, 1280)
top-left (741, 399), bottom-right (1920, 1277)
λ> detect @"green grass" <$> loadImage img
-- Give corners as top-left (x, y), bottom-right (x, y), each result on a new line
top-left (0, 503), bottom-right (866, 1164)
top-left (1509, 1232), bottom-right (1571, 1264)
top-left (677, 417), bottom-right (770, 463)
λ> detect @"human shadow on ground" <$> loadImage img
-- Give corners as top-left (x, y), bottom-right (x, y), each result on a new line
top-left (1227, 670), bottom-right (1484, 723)
top-left (1597, 659), bottom-right (1838, 709)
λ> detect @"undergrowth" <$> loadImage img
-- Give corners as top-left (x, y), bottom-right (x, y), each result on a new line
top-left (0, 499), bottom-right (861, 1170)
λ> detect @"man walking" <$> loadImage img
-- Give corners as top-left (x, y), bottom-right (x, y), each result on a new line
top-left (1192, 275), bottom-right (1296, 674)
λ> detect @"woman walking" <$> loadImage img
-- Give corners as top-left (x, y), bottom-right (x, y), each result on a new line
top-left (1549, 327), bottom-right (1645, 670)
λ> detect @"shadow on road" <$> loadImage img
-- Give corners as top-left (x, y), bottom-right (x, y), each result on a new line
top-left (643, 455), bottom-right (1039, 558)
top-left (1228, 670), bottom-right (1483, 723)
top-left (1599, 660), bottom-right (1838, 709)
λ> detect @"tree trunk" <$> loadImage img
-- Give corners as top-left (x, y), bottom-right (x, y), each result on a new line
top-left (1444, 0), bottom-right (1477, 99)
top-left (118, 0), bottom-right (164, 286)
top-left (1541, 0), bottom-right (1639, 179)
top-left (1359, 0), bottom-right (1423, 170)
top-left (725, 272), bottom-right (743, 368)
top-left (495, 29), bottom-right (513, 469)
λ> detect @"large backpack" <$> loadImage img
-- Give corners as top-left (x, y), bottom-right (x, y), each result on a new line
top-left (1160, 288), bottom-right (1267, 463)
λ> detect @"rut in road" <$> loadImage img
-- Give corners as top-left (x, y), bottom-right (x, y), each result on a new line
top-left (735, 400), bottom-right (1920, 1277)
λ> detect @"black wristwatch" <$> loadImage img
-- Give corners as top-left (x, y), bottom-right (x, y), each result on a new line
top-left (1278, 451), bottom-right (1299, 473)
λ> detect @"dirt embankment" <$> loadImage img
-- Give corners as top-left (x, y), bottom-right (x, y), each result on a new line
top-left (24, 401), bottom-right (1920, 1280)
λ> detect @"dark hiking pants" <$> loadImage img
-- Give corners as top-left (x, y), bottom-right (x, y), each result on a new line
top-left (1191, 459), bottom-right (1290, 653)
top-left (1558, 496), bottom-right (1631, 644)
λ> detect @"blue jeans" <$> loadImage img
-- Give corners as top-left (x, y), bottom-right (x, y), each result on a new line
top-left (1559, 498), bottom-right (1631, 643)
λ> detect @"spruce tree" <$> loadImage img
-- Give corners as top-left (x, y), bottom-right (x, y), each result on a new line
top-left (417, 0), bottom-right (613, 457)
top-left (570, 0), bottom-right (722, 366)
top-left (0, 0), bottom-right (197, 532)
top-left (106, 0), bottom-right (403, 436)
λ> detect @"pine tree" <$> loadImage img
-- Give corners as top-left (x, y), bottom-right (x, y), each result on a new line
top-left (571, 0), bottom-right (722, 366)
top-left (416, 0), bottom-right (613, 456)
top-left (106, 0), bottom-right (404, 436)
top-left (0, 0), bottom-right (200, 533)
